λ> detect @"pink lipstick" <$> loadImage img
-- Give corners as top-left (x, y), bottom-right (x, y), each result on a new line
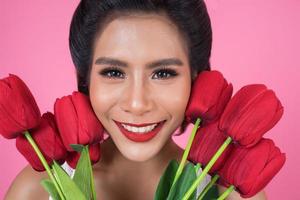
top-left (114, 120), bottom-right (166, 142)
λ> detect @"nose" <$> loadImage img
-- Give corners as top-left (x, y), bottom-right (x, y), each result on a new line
top-left (120, 79), bottom-right (154, 116)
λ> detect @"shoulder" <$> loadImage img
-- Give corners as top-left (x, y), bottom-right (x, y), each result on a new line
top-left (4, 164), bottom-right (50, 200)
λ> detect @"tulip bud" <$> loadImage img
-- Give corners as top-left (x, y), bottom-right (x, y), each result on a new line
top-left (0, 74), bottom-right (41, 139)
top-left (219, 84), bottom-right (284, 147)
top-left (54, 91), bottom-right (104, 151)
top-left (218, 138), bottom-right (286, 198)
top-left (188, 121), bottom-right (233, 174)
top-left (16, 112), bottom-right (67, 171)
top-left (185, 70), bottom-right (233, 125)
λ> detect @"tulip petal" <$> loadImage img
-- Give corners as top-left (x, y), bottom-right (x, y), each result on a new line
top-left (220, 84), bottom-right (283, 147)
top-left (55, 95), bottom-right (79, 151)
top-left (186, 70), bottom-right (232, 123)
top-left (218, 138), bottom-right (285, 198)
top-left (54, 92), bottom-right (103, 151)
top-left (0, 74), bottom-right (41, 138)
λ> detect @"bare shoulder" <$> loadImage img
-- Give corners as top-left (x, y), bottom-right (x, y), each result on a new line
top-left (4, 164), bottom-right (50, 200)
top-left (217, 185), bottom-right (267, 200)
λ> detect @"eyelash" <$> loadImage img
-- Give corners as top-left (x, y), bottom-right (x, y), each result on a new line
top-left (98, 66), bottom-right (178, 80)
top-left (99, 67), bottom-right (125, 79)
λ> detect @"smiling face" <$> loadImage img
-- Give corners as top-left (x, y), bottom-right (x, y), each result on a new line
top-left (89, 13), bottom-right (192, 162)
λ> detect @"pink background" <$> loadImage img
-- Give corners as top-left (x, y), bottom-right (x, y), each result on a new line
top-left (0, 0), bottom-right (299, 199)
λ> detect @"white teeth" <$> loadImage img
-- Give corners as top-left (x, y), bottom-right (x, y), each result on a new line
top-left (121, 123), bottom-right (158, 134)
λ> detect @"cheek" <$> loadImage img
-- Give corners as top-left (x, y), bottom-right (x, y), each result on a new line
top-left (89, 77), bottom-right (122, 120)
top-left (156, 79), bottom-right (191, 120)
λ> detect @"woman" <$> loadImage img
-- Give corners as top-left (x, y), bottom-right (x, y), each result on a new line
top-left (5, 0), bottom-right (267, 199)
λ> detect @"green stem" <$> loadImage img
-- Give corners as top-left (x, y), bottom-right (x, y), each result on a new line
top-left (197, 174), bottom-right (219, 200)
top-left (24, 131), bottom-right (65, 200)
top-left (85, 145), bottom-right (97, 200)
top-left (217, 185), bottom-right (235, 200)
top-left (171, 117), bottom-right (201, 188)
top-left (182, 136), bottom-right (232, 200)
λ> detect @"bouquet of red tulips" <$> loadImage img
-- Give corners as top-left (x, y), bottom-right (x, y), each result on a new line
top-left (154, 71), bottom-right (285, 200)
top-left (0, 74), bottom-right (104, 200)
top-left (0, 71), bottom-right (286, 200)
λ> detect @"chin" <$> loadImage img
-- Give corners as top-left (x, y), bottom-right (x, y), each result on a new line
top-left (118, 141), bottom-right (162, 162)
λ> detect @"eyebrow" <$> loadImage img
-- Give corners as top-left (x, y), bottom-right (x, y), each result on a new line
top-left (94, 57), bottom-right (184, 69)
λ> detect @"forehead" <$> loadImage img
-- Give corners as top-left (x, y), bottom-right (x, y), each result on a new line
top-left (92, 13), bottom-right (189, 64)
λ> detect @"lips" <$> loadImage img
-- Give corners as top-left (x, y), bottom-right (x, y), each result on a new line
top-left (114, 120), bottom-right (166, 142)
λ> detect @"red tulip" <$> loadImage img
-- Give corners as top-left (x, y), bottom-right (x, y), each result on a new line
top-left (0, 74), bottom-right (41, 139)
top-left (188, 121), bottom-right (233, 174)
top-left (218, 138), bottom-right (286, 198)
top-left (54, 91), bottom-right (104, 151)
top-left (185, 70), bottom-right (233, 125)
top-left (219, 84), bottom-right (284, 147)
top-left (66, 143), bottom-right (101, 169)
top-left (16, 112), bottom-right (67, 171)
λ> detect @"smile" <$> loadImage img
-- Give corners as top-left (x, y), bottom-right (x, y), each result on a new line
top-left (113, 120), bottom-right (166, 142)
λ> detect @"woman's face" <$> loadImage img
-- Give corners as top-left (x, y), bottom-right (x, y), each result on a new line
top-left (89, 13), bottom-right (192, 162)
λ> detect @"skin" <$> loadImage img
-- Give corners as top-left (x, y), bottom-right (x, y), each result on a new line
top-left (5, 13), bottom-right (267, 200)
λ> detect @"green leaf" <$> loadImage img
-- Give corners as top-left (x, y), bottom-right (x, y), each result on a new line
top-left (73, 146), bottom-right (91, 200)
top-left (70, 144), bottom-right (85, 153)
top-left (201, 184), bottom-right (219, 200)
top-left (194, 163), bottom-right (201, 174)
top-left (154, 160), bottom-right (179, 200)
top-left (52, 161), bottom-right (87, 200)
top-left (41, 179), bottom-right (62, 200)
top-left (167, 162), bottom-right (197, 200)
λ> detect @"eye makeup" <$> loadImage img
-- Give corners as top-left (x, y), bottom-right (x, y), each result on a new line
top-left (98, 66), bottom-right (125, 79)
top-left (98, 66), bottom-right (179, 80)
top-left (152, 66), bottom-right (178, 79)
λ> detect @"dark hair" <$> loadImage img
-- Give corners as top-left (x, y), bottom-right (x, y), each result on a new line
top-left (69, 0), bottom-right (212, 134)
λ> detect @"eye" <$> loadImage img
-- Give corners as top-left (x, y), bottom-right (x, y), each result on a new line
top-left (98, 67), bottom-right (125, 79)
top-left (152, 67), bottom-right (178, 79)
